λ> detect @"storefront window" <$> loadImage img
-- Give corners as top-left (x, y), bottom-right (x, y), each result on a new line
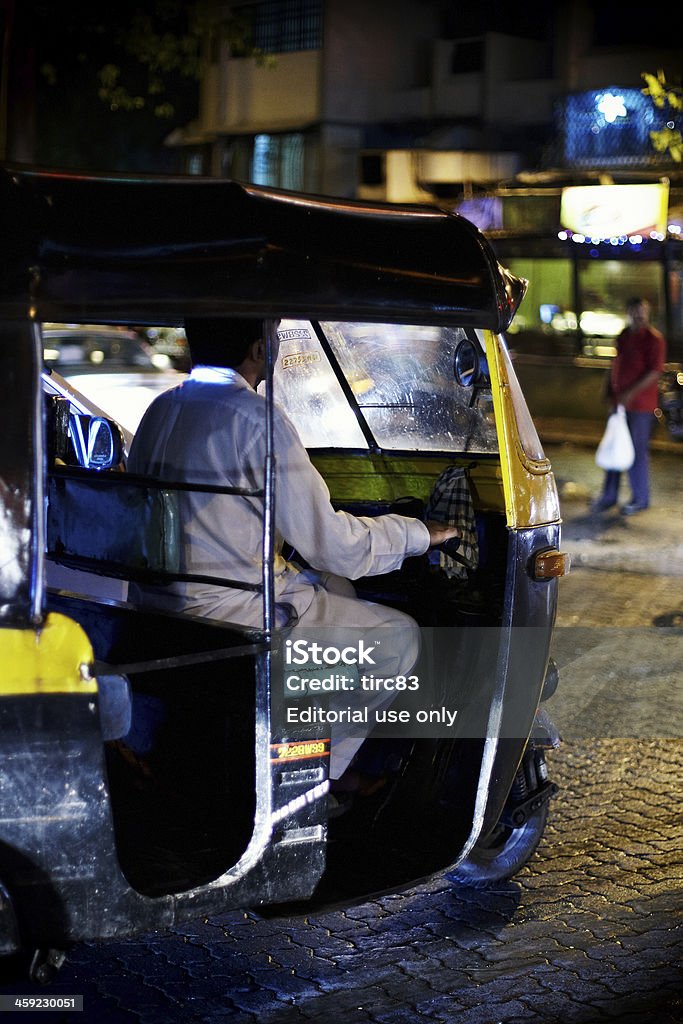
top-left (501, 195), bottom-right (561, 234)
top-left (503, 258), bottom-right (575, 355)
top-left (577, 260), bottom-right (664, 355)
top-left (503, 255), bottom-right (669, 359)
top-left (667, 262), bottom-right (683, 360)
top-left (252, 134), bottom-right (305, 191)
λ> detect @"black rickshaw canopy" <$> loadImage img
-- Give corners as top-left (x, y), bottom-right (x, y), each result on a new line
top-left (0, 166), bottom-right (525, 329)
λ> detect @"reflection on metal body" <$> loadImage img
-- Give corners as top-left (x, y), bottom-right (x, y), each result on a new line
top-left (69, 415), bottom-right (124, 470)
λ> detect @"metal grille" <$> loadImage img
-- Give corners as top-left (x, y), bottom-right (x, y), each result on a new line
top-left (240, 0), bottom-right (323, 54)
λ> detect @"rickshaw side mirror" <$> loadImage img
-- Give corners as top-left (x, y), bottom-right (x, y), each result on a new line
top-left (45, 395), bottom-right (125, 471)
top-left (453, 337), bottom-right (490, 389)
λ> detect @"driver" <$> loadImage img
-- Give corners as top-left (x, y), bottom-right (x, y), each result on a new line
top-left (127, 318), bottom-right (458, 781)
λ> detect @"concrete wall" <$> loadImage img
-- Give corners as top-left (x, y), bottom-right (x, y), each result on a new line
top-left (201, 50), bottom-right (322, 134)
top-left (322, 0), bottom-right (438, 122)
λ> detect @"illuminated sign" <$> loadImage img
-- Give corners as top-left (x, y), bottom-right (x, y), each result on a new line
top-left (560, 183), bottom-right (669, 238)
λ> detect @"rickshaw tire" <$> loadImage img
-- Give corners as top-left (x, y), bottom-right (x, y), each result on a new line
top-left (448, 802), bottom-right (549, 888)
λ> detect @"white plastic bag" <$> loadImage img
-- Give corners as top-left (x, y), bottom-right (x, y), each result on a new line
top-left (595, 405), bottom-right (635, 472)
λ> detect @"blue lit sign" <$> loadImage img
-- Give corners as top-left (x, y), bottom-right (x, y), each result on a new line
top-left (563, 88), bottom-right (655, 165)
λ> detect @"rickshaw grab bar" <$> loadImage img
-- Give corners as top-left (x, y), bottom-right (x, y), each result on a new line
top-left (45, 554), bottom-right (265, 593)
top-left (91, 641), bottom-right (269, 678)
top-left (49, 464), bottom-right (265, 499)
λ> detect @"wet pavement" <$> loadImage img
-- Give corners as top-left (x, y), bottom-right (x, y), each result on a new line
top-left (55, 738), bottom-right (682, 1024)
top-left (1, 442), bottom-right (681, 1024)
top-left (546, 441), bottom-right (683, 745)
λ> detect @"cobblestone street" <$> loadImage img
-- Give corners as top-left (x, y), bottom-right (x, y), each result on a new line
top-left (1, 444), bottom-right (681, 1024)
top-left (12, 737), bottom-right (681, 1024)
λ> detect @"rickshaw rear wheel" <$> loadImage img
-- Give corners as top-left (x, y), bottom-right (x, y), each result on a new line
top-left (448, 802), bottom-right (549, 888)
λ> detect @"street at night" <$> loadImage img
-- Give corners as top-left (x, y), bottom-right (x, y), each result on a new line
top-left (1, 4), bottom-right (682, 1022)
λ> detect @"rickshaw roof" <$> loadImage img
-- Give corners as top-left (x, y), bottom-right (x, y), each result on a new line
top-left (0, 166), bottom-right (525, 331)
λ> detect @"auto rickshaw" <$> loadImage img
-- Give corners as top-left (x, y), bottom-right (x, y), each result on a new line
top-left (0, 166), bottom-right (569, 982)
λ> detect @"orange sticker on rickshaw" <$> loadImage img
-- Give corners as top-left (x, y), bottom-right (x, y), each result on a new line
top-left (270, 738), bottom-right (331, 762)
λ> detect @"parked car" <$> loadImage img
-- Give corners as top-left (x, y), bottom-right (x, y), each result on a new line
top-left (141, 325), bottom-right (191, 372)
top-left (0, 166), bottom-right (569, 982)
top-left (43, 323), bottom-right (183, 434)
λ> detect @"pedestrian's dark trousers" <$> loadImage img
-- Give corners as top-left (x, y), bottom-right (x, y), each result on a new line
top-left (601, 410), bottom-right (654, 508)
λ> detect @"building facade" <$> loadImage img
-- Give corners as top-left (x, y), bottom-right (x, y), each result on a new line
top-left (170, 0), bottom-right (560, 196)
top-left (170, 0), bottom-right (682, 361)
top-left (171, 2), bottom-right (679, 194)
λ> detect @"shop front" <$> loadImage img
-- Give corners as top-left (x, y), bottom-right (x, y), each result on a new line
top-left (463, 181), bottom-right (683, 439)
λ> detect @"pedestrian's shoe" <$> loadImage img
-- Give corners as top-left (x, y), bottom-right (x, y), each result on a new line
top-left (620, 502), bottom-right (648, 516)
top-left (589, 497), bottom-right (616, 513)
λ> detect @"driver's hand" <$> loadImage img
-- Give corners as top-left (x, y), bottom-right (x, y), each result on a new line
top-left (425, 520), bottom-right (460, 547)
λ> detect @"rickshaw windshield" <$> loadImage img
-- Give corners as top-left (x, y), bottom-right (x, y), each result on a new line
top-left (273, 320), bottom-right (499, 453)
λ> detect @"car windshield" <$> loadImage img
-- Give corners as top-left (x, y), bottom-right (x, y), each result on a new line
top-left (273, 320), bottom-right (499, 454)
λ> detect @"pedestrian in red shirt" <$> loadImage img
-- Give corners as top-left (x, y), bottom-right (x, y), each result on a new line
top-left (591, 297), bottom-right (666, 516)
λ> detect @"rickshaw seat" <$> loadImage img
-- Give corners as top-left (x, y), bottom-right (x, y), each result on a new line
top-left (46, 466), bottom-right (182, 580)
top-left (45, 464), bottom-right (266, 603)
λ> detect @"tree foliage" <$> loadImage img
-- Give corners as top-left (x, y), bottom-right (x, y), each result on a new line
top-left (641, 70), bottom-right (683, 163)
top-left (39, 0), bottom-right (265, 121)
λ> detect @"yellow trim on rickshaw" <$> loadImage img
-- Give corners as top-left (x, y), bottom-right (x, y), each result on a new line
top-left (486, 331), bottom-right (561, 530)
top-left (0, 613), bottom-right (97, 696)
top-left (311, 453), bottom-right (507, 513)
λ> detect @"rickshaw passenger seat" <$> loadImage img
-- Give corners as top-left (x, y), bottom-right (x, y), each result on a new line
top-left (46, 471), bottom-right (182, 578)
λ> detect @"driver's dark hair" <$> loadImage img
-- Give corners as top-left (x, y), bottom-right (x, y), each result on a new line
top-left (184, 317), bottom-right (263, 368)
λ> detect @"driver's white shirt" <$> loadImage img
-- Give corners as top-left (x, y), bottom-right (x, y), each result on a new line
top-left (127, 366), bottom-right (430, 629)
